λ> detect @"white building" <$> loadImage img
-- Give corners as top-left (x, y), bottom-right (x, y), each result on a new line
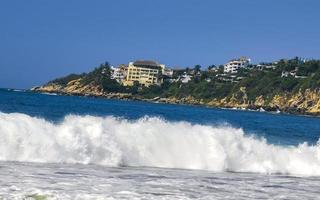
top-left (281, 68), bottom-right (298, 78)
top-left (111, 65), bottom-right (127, 83)
top-left (255, 63), bottom-right (276, 70)
top-left (224, 57), bottom-right (250, 73)
top-left (163, 68), bottom-right (174, 77)
top-left (180, 72), bottom-right (192, 83)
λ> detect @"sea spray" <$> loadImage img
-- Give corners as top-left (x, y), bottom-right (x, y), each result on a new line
top-left (0, 112), bottom-right (320, 176)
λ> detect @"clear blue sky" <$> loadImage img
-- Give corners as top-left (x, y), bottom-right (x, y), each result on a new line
top-left (1, 0), bottom-right (319, 89)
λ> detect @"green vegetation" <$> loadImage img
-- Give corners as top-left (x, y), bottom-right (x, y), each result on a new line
top-left (48, 73), bottom-right (85, 86)
top-left (79, 62), bottom-right (124, 92)
top-left (141, 58), bottom-right (320, 103)
top-left (52, 62), bottom-right (139, 94)
top-left (46, 57), bottom-right (320, 103)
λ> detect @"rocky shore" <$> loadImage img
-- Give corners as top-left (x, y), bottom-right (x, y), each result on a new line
top-left (31, 82), bottom-right (320, 116)
top-left (148, 90), bottom-right (320, 116)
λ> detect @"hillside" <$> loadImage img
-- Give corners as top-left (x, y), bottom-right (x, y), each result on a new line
top-left (32, 58), bottom-right (320, 115)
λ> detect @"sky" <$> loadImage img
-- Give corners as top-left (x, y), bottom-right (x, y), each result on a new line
top-left (0, 0), bottom-right (320, 89)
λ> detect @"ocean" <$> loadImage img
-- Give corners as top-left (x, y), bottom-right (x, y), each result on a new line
top-left (0, 88), bottom-right (320, 199)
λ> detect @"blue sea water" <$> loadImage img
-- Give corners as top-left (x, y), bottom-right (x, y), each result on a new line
top-left (0, 88), bottom-right (319, 146)
top-left (1, 88), bottom-right (320, 199)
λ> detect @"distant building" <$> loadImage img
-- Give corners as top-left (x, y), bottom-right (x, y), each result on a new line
top-left (281, 67), bottom-right (305, 78)
top-left (281, 71), bottom-right (290, 78)
top-left (224, 57), bottom-right (250, 73)
top-left (180, 72), bottom-right (192, 83)
top-left (111, 64), bottom-right (127, 83)
top-left (123, 60), bottom-right (165, 87)
top-left (281, 67), bottom-right (301, 78)
top-left (216, 73), bottom-right (236, 82)
top-left (208, 67), bottom-right (219, 73)
top-left (163, 68), bottom-right (174, 77)
top-left (254, 63), bottom-right (276, 70)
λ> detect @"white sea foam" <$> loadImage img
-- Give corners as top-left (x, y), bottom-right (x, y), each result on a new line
top-left (0, 112), bottom-right (320, 176)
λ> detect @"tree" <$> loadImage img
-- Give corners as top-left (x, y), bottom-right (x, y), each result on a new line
top-left (194, 65), bottom-right (202, 73)
top-left (208, 64), bottom-right (216, 71)
top-left (185, 67), bottom-right (190, 74)
top-left (218, 65), bottom-right (224, 74)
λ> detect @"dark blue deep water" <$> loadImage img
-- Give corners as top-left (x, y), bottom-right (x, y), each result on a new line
top-left (1, 88), bottom-right (320, 146)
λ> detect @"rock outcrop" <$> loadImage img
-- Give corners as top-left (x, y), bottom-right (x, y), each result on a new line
top-left (33, 83), bottom-right (320, 116)
top-left (32, 80), bottom-right (132, 100)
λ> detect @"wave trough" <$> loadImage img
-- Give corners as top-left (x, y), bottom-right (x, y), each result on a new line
top-left (0, 112), bottom-right (320, 176)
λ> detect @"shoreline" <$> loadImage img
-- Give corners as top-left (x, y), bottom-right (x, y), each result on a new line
top-left (29, 89), bottom-right (320, 118)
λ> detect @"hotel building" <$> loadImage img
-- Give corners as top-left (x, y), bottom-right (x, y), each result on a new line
top-left (123, 60), bottom-right (165, 87)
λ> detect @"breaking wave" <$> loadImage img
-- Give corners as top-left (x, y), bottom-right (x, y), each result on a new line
top-left (0, 112), bottom-right (320, 176)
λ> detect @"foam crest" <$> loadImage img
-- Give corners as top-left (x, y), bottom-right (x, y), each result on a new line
top-left (0, 112), bottom-right (320, 176)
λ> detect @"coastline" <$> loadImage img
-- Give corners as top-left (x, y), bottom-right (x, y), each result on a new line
top-left (29, 88), bottom-right (320, 117)
top-left (27, 57), bottom-right (320, 118)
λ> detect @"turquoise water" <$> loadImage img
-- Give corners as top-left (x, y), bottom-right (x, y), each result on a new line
top-left (1, 88), bottom-right (319, 146)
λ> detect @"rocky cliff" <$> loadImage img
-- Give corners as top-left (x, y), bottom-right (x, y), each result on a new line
top-left (33, 82), bottom-right (320, 116)
top-left (32, 79), bottom-right (132, 100)
top-left (150, 87), bottom-right (320, 115)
